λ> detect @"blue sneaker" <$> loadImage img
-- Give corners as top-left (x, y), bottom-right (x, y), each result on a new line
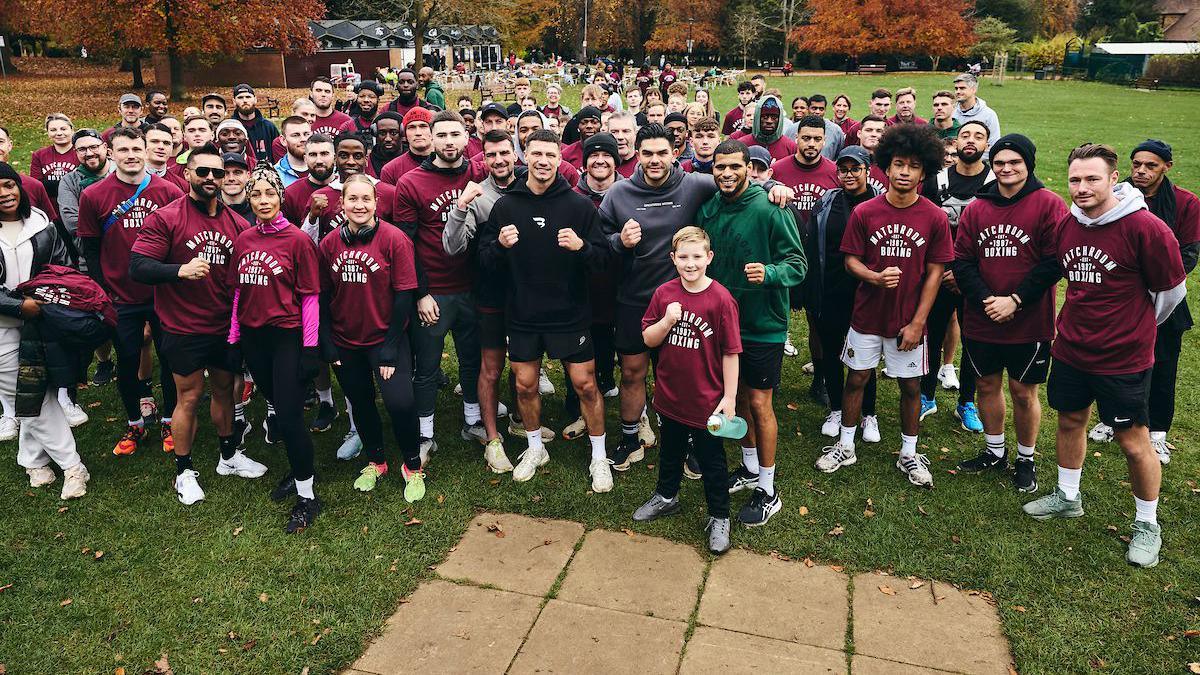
top-left (919, 395), bottom-right (938, 421)
top-left (955, 403), bottom-right (984, 432)
top-left (336, 431), bottom-right (362, 460)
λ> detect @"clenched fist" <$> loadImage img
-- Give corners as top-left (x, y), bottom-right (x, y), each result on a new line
top-left (620, 218), bottom-right (642, 248)
top-left (558, 228), bottom-right (583, 251)
top-left (499, 224), bottom-right (520, 248)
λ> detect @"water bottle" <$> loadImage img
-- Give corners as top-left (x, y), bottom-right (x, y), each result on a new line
top-left (707, 413), bottom-right (748, 440)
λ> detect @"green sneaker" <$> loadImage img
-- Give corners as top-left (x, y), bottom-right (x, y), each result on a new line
top-left (353, 463), bottom-right (386, 492)
top-left (1022, 488), bottom-right (1084, 521)
top-left (1126, 520), bottom-right (1161, 568)
top-left (402, 465), bottom-right (426, 503)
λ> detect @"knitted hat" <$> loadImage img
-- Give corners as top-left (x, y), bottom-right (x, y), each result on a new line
top-left (989, 134), bottom-right (1036, 174)
top-left (402, 107), bottom-right (434, 128)
top-left (1131, 139), bottom-right (1172, 163)
top-left (582, 132), bottom-right (619, 164)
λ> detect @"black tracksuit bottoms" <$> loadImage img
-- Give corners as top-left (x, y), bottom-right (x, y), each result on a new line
top-left (1149, 324), bottom-right (1185, 433)
top-left (333, 337), bottom-right (421, 471)
top-left (656, 415), bottom-right (730, 519)
top-left (241, 326), bottom-right (315, 481)
top-left (115, 303), bottom-right (177, 423)
top-left (814, 297), bottom-right (877, 415)
top-left (921, 288), bottom-right (975, 404)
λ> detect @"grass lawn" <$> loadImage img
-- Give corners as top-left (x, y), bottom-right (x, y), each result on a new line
top-left (2, 59), bottom-right (1200, 674)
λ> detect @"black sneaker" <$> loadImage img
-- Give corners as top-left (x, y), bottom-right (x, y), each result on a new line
top-left (808, 379), bottom-right (830, 408)
top-left (310, 402), bottom-right (336, 433)
top-left (263, 415), bottom-right (280, 445)
top-left (303, 387), bottom-right (318, 410)
top-left (737, 487), bottom-right (782, 527)
top-left (727, 465), bottom-right (758, 494)
top-left (437, 370), bottom-right (451, 389)
top-left (683, 454), bottom-right (702, 480)
top-left (233, 419), bottom-right (250, 449)
top-left (91, 359), bottom-right (115, 386)
top-left (285, 496), bottom-right (321, 534)
top-left (958, 450), bottom-right (1007, 473)
top-left (1014, 457), bottom-right (1037, 493)
top-left (270, 471), bottom-right (296, 502)
top-left (609, 437), bottom-right (645, 472)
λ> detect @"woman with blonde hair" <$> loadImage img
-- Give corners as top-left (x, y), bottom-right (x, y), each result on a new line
top-left (29, 113), bottom-right (78, 201)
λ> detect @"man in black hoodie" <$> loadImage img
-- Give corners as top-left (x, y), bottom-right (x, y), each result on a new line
top-left (479, 129), bottom-right (613, 493)
top-left (231, 84), bottom-right (280, 165)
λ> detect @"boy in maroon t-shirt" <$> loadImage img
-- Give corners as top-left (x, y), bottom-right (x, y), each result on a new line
top-left (817, 124), bottom-right (951, 488)
top-left (637, 227), bottom-right (741, 555)
top-left (952, 134), bottom-right (1067, 492)
top-left (1023, 144), bottom-right (1186, 569)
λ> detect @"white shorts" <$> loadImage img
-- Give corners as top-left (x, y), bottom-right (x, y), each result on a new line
top-left (841, 327), bottom-right (928, 379)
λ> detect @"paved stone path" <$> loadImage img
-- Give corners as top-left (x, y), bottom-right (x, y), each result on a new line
top-left (347, 513), bottom-right (1014, 674)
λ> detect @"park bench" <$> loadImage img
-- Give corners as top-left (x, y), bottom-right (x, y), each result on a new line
top-left (264, 96), bottom-right (281, 118)
top-left (857, 64), bottom-right (887, 74)
top-left (1131, 77), bottom-right (1159, 90)
top-left (501, 83), bottom-right (517, 101)
top-left (769, 66), bottom-right (785, 76)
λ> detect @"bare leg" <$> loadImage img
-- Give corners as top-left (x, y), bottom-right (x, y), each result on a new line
top-left (511, 360), bottom-right (542, 434)
top-left (478, 347), bottom-right (505, 441)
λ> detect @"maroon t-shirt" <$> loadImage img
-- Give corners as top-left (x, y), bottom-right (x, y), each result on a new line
top-left (318, 223), bottom-right (418, 348)
top-left (282, 178), bottom-right (326, 228)
top-left (231, 224), bottom-right (320, 330)
top-left (308, 181), bottom-right (396, 241)
top-left (867, 164), bottom-right (889, 193)
top-left (617, 155), bottom-right (638, 178)
top-left (131, 198), bottom-right (248, 335)
top-left (466, 136), bottom-right (483, 159)
top-left (769, 155), bottom-right (839, 217)
top-left (641, 278), bottom-right (742, 429)
top-left (722, 107), bottom-right (746, 136)
top-left (29, 146), bottom-right (79, 188)
top-left (270, 136), bottom-right (287, 163)
top-left (886, 114), bottom-right (929, 126)
top-left (76, 174), bottom-right (184, 305)
top-left (17, 264), bottom-right (116, 327)
top-left (22, 175), bottom-right (58, 222)
top-left (834, 117), bottom-right (861, 138)
top-left (561, 141), bottom-right (583, 168)
top-left (393, 163), bottom-right (485, 295)
top-left (156, 168), bottom-right (190, 193)
top-left (743, 135), bottom-right (797, 162)
top-left (313, 110), bottom-right (353, 138)
top-left (1052, 207), bottom-right (1185, 375)
top-left (954, 188), bottom-right (1067, 344)
top-left (1167, 185), bottom-right (1200, 246)
top-left (840, 194), bottom-right (953, 337)
top-left (379, 151), bottom-right (429, 185)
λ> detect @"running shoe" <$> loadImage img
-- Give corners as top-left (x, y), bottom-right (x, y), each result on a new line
top-left (633, 493), bottom-right (680, 521)
top-left (937, 364), bottom-right (960, 390)
top-left (354, 462), bottom-right (387, 492)
top-left (139, 396), bottom-right (158, 422)
top-left (263, 415), bottom-right (280, 445)
top-left (161, 422), bottom-right (175, 454)
top-left (461, 421), bottom-right (488, 444)
top-left (538, 368), bottom-right (555, 395)
top-left (216, 451), bottom-right (268, 478)
top-left (609, 437), bottom-right (644, 471)
top-left (336, 431), bottom-right (363, 460)
top-left (453, 382), bottom-right (462, 396)
top-left (113, 425), bottom-right (146, 456)
top-left (402, 464), bottom-right (426, 503)
top-left (1013, 458), bottom-right (1037, 493)
top-left (419, 437), bottom-right (438, 467)
top-left (919, 395), bottom-right (938, 421)
top-left (484, 438), bottom-right (513, 473)
top-left (512, 446), bottom-right (549, 482)
top-left (1022, 489), bottom-right (1084, 520)
top-left (1126, 520), bottom-right (1161, 568)
top-left (60, 464), bottom-right (90, 500)
top-left (0, 415), bottom-right (17, 441)
top-left (303, 387), bottom-right (318, 409)
top-left (91, 359), bottom-right (115, 386)
top-left (861, 415), bottom-right (881, 443)
top-left (63, 402), bottom-right (89, 428)
top-left (1088, 422), bottom-right (1114, 443)
top-left (896, 453), bottom-right (934, 487)
top-left (727, 465), bottom-right (758, 493)
top-left (738, 487), bottom-right (782, 527)
top-left (638, 412), bottom-right (657, 448)
top-left (955, 403), bottom-right (984, 432)
top-left (26, 465), bottom-right (55, 488)
top-left (507, 418), bottom-right (555, 442)
top-left (310, 401), bottom-right (336, 432)
top-left (589, 457), bottom-right (614, 493)
top-left (958, 450), bottom-right (1006, 473)
top-left (683, 454), bottom-right (702, 480)
top-left (1151, 437), bottom-right (1171, 465)
top-left (707, 517), bottom-right (732, 554)
top-left (783, 337), bottom-right (798, 357)
top-left (801, 361), bottom-right (815, 374)
top-left (175, 469), bottom-right (205, 505)
top-left (270, 472), bottom-right (296, 502)
top-left (285, 497), bottom-right (321, 534)
top-left (821, 410), bottom-right (842, 437)
top-left (602, 384), bottom-right (619, 398)
top-left (809, 379), bottom-right (830, 407)
top-left (561, 416), bottom-right (587, 440)
top-left (815, 442), bottom-right (856, 473)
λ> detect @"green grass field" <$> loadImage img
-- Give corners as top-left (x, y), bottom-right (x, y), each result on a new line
top-left (3, 64), bottom-right (1200, 674)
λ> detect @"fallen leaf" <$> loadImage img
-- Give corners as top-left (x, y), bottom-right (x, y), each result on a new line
top-left (798, 505), bottom-right (809, 516)
top-left (803, 557), bottom-right (814, 567)
top-left (489, 479), bottom-right (501, 485)
top-left (939, 447), bottom-right (949, 455)
top-left (830, 565), bottom-right (844, 572)
top-left (879, 585), bottom-right (896, 596)
top-left (1013, 605), bottom-right (1027, 613)
top-left (1105, 525), bottom-right (1118, 532)
top-left (531, 494), bottom-right (542, 502)
top-left (232, 526), bottom-right (243, 537)
top-left (58, 506), bottom-right (68, 513)
top-left (60, 598), bottom-right (72, 607)
top-left (310, 633), bottom-right (321, 645)
top-left (153, 652), bottom-right (172, 675)
top-left (115, 668), bottom-right (125, 675)
top-left (863, 509), bottom-right (876, 518)
top-left (82, 547), bottom-right (91, 554)
top-left (1184, 629), bottom-right (1200, 638)
top-left (1008, 666), bottom-right (1019, 675)
top-left (105, 417), bottom-right (119, 422)
top-left (909, 580), bottom-right (925, 590)
top-left (0, 583), bottom-right (11, 593)
top-left (1089, 657), bottom-right (1106, 669)
top-left (301, 668), bottom-right (310, 675)
top-left (258, 592), bottom-right (269, 603)
top-left (1188, 663), bottom-right (1200, 674)
top-left (192, 597), bottom-right (202, 604)
top-left (918, 505), bottom-right (929, 516)
top-left (241, 639), bottom-right (256, 651)
top-left (621, 528), bottom-right (635, 537)
top-left (404, 517), bottom-right (422, 526)
top-left (227, 631), bottom-right (238, 640)
top-left (436, 494), bottom-right (445, 504)
top-left (947, 469), bottom-right (958, 475)
top-left (93, 550), bottom-right (104, 560)
top-left (87, 401), bottom-right (102, 408)
top-left (1094, 451), bottom-right (1102, 457)
top-left (951, 535), bottom-right (962, 544)
top-left (362, 526), bottom-right (369, 534)
top-left (827, 525), bottom-right (844, 537)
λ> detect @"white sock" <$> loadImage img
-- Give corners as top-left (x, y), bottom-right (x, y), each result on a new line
top-left (233, 401), bottom-right (246, 422)
top-left (1150, 430), bottom-right (1167, 442)
top-left (985, 433), bottom-right (1005, 458)
top-left (589, 434), bottom-right (606, 461)
top-left (1057, 465), bottom-right (1082, 501)
top-left (900, 433), bottom-right (918, 458)
top-left (266, 402), bottom-right (276, 416)
top-left (527, 430), bottom-right (545, 454)
top-left (419, 415), bottom-right (434, 439)
top-left (839, 425), bottom-right (857, 449)
top-left (345, 397), bottom-right (356, 433)
top-left (1017, 443), bottom-right (1035, 459)
top-left (1134, 496), bottom-right (1158, 525)
top-left (741, 446), bottom-right (759, 473)
top-left (464, 401), bottom-right (481, 425)
top-left (295, 477), bottom-right (315, 500)
top-left (58, 388), bottom-right (71, 407)
top-left (758, 464), bottom-right (776, 496)
top-left (318, 388), bottom-right (334, 405)
top-left (161, 417), bottom-right (171, 424)
top-left (129, 418), bottom-right (144, 427)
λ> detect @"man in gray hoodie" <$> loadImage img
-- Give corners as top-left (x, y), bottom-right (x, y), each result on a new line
top-left (951, 74), bottom-right (1001, 142)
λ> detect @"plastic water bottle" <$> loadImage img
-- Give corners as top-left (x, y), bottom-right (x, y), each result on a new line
top-left (707, 414), bottom-right (748, 440)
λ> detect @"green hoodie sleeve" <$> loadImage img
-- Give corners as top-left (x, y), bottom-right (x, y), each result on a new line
top-left (761, 207), bottom-right (807, 289)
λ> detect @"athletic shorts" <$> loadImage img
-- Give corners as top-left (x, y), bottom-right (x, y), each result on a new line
top-left (508, 329), bottom-right (594, 364)
top-left (841, 327), bottom-right (927, 379)
top-left (1047, 358), bottom-right (1150, 429)
top-left (962, 338), bottom-right (1051, 384)
top-left (740, 341), bottom-right (784, 390)
top-left (478, 309), bottom-right (506, 350)
top-left (160, 331), bottom-right (232, 377)
top-left (615, 302), bottom-right (651, 355)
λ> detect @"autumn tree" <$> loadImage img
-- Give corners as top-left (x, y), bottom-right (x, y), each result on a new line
top-left (791, 0), bottom-right (976, 70)
top-left (730, 1), bottom-right (761, 69)
top-left (646, 0), bottom-right (724, 55)
top-left (757, 0), bottom-right (805, 63)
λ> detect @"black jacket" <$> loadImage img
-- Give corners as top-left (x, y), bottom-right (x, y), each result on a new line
top-left (804, 186), bottom-right (879, 316)
top-left (478, 175), bottom-right (610, 332)
top-left (236, 109), bottom-right (281, 164)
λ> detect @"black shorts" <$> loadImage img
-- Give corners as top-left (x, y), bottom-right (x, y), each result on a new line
top-left (1047, 358), bottom-right (1151, 429)
top-left (962, 338), bottom-right (1051, 384)
top-left (508, 329), bottom-right (594, 364)
top-left (740, 341), bottom-right (784, 390)
top-left (615, 302), bottom-right (650, 355)
top-left (478, 309), bottom-right (506, 350)
top-left (160, 331), bottom-right (232, 377)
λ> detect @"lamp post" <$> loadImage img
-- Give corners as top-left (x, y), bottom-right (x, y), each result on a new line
top-left (582, 0), bottom-right (589, 64)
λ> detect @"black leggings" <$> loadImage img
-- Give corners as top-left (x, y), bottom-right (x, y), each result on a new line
top-left (241, 326), bottom-right (315, 481)
top-left (333, 339), bottom-right (420, 471)
top-left (814, 302), bottom-right (876, 415)
top-left (656, 415), bottom-right (729, 518)
top-left (115, 303), bottom-right (177, 422)
top-left (921, 288), bottom-right (975, 404)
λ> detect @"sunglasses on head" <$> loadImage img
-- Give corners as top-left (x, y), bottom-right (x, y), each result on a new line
top-left (192, 166), bottom-right (227, 179)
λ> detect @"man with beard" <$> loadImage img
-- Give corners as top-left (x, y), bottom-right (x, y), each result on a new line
top-left (919, 120), bottom-right (993, 433)
top-left (231, 84), bottom-right (279, 164)
top-left (365, 112), bottom-right (404, 179)
top-left (1086, 140), bottom-right (1200, 464)
top-left (698, 139), bottom-right (806, 527)
top-left (215, 119), bottom-right (256, 170)
top-left (271, 98), bottom-right (319, 162)
top-left (479, 129), bottom-right (614, 492)
top-left (888, 88), bottom-right (927, 126)
top-left (380, 108), bottom-right (435, 185)
top-left (145, 91), bottom-right (170, 126)
top-left (560, 107), bottom-right (603, 168)
top-left (274, 116), bottom-right (311, 188)
top-left (770, 116), bottom-right (839, 225)
top-left (77, 128), bottom-right (183, 457)
top-left (952, 134), bottom-right (1066, 492)
top-left (58, 129), bottom-right (113, 249)
top-left (681, 117), bottom-right (720, 174)
top-left (722, 82), bottom-right (758, 136)
top-left (102, 94), bottom-right (150, 143)
top-left (417, 67), bottom-right (445, 109)
top-left (340, 81), bottom-right (384, 134)
top-left (857, 116), bottom-right (889, 192)
top-left (393, 110), bottom-right (486, 461)
top-left (736, 96), bottom-right (797, 162)
top-left (790, 94), bottom-right (844, 161)
top-left (471, 103), bottom-right (510, 156)
top-left (282, 134), bottom-right (336, 227)
top-left (130, 142), bottom-right (265, 505)
top-left (929, 90), bottom-right (960, 140)
top-left (172, 115), bottom-right (214, 181)
top-left (303, 134), bottom-right (395, 245)
top-left (309, 78), bottom-right (352, 138)
top-left (606, 111), bottom-right (640, 178)
top-left (143, 123), bottom-right (189, 193)
top-left (664, 113), bottom-right (693, 163)
top-left (386, 69), bottom-right (439, 117)
top-left (201, 93), bottom-right (227, 126)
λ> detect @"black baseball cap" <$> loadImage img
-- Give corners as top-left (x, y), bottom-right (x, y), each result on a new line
top-left (201, 92), bottom-right (227, 107)
top-left (232, 84), bottom-right (255, 97)
top-left (836, 145), bottom-right (871, 167)
top-left (221, 152), bottom-right (249, 168)
top-left (480, 102), bottom-right (509, 120)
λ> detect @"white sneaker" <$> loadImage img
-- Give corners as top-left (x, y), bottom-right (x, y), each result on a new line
top-left (638, 412), bottom-right (657, 448)
top-left (861, 415), bottom-right (881, 443)
top-left (497, 401), bottom-right (509, 417)
top-left (175, 469), bottom-right (206, 505)
top-left (816, 442), bottom-right (856, 473)
top-left (1088, 422), bottom-right (1114, 443)
top-left (802, 361), bottom-right (815, 374)
top-left (484, 438), bottom-right (513, 473)
top-left (1152, 437), bottom-right (1171, 465)
top-left (60, 464), bottom-right (90, 499)
top-left (419, 437), bottom-right (438, 466)
top-left (26, 465), bottom-right (56, 488)
top-left (139, 396), bottom-right (158, 421)
top-left (216, 451), bottom-right (268, 478)
top-left (783, 338), bottom-right (798, 357)
top-left (937, 364), bottom-right (960, 390)
top-left (0, 416), bottom-right (19, 441)
top-left (453, 382), bottom-right (463, 396)
top-left (507, 419), bottom-right (555, 443)
top-left (561, 416), bottom-right (587, 440)
top-left (512, 446), bottom-right (549, 482)
top-left (821, 410), bottom-right (842, 437)
top-left (63, 402), bottom-right (89, 428)
top-left (538, 368), bottom-right (555, 395)
top-left (603, 386), bottom-right (619, 398)
top-left (589, 457), bottom-right (613, 492)
top-left (897, 453), bottom-right (934, 487)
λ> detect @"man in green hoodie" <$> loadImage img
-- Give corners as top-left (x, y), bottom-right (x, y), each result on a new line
top-left (698, 138), bottom-right (807, 527)
top-left (418, 67), bottom-right (446, 110)
top-left (736, 96), bottom-right (798, 163)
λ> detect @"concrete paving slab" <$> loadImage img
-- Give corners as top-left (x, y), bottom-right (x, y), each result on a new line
top-left (510, 599), bottom-right (686, 674)
top-left (435, 512), bottom-right (584, 596)
top-left (853, 655), bottom-right (957, 674)
top-left (679, 626), bottom-right (846, 674)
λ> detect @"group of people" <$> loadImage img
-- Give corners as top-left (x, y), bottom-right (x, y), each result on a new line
top-left (0, 67), bottom-right (1193, 566)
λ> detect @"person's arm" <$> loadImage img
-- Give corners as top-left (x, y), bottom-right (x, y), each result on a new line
top-left (577, 208), bottom-right (612, 270)
top-left (57, 175), bottom-right (80, 235)
top-left (228, 288), bottom-right (242, 344)
top-left (1181, 241), bottom-right (1199, 275)
top-left (378, 289), bottom-right (415, 366)
top-left (899, 262), bottom-right (944, 350)
top-left (476, 213), bottom-right (508, 272)
top-left (129, 252), bottom-right (184, 284)
top-left (757, 209), bottom-right (806, 288)
top-left (317, 289), bottom-right (339, 362)
top-left (713, 353), bottom-right (739, 418)
top-left (444, 183), bottom-right (483, 255)
top-left (642, 302), bottom-right (680, 348)
top-left (950, 211), bottom-right (992, 307)
top-left (844, 254), bottom-right (895, 287)
top-left (81, 237), bottom-right (105, 287)
top-left (300, 293), bottom-right (319, 348)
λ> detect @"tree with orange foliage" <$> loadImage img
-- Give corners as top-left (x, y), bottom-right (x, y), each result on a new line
top-left (646, 0), bottom-right (724, 55)
top-left (791, 0), bottom-right (976, 70)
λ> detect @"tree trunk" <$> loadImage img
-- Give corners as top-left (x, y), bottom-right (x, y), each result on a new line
top-left (130, 54), bottom-right (145, 89)
top-left (413, 0), bottom-right (426, 71)
top-left (0, 41), bottom-right (15, 74)
top-left (742, 47), bottom-right (748, 70)
top-left (931, 55), bottom-right (941, 71)
top-left (168, 48), bottom-right (185, 99)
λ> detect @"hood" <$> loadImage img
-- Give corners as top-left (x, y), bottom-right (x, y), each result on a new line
top-left (630, 162), bottom-right (686, 192)
top-left (505, 173), bottom-right (572, 199)
top-left (753, 95), bottom-right (785, 145)
top-left (418, 157), bottom-right (470, 176)
top-left (957, 96), bottom-right (991, 119)
top-left (976, 174), bottom-right (1046, 206)
top-left (425, 80), bottom-right (444, 93)
top-left (1070, 182), bottom-right (1146, 228)
top-left (576, 172), bottom-right (623, 200)
top-left (513, 110), bottom-right (551, 163)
